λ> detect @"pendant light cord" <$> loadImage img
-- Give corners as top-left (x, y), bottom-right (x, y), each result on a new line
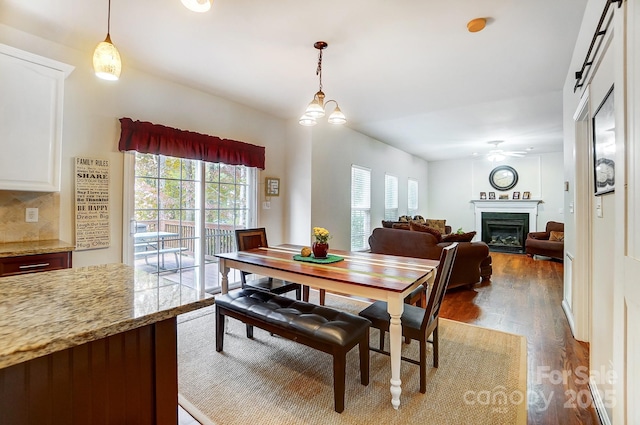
top-left (107, 0), bottom-right (112, 35)
top-left (316, 49), bottom-right (323, 92)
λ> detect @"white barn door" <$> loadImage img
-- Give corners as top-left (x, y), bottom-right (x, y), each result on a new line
top-left (623, 1), bottom-right (640, 423)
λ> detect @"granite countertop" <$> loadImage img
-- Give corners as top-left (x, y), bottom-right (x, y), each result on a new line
top-left (0, 239), bottom-right (76, 258)
top-left (0, 263), bottom-right (214, 369)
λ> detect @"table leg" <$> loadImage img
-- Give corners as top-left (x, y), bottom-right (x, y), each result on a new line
top-left (387, 296), bottom-right (404, 409)
top-left (220, 259), bottom-right (229, 294)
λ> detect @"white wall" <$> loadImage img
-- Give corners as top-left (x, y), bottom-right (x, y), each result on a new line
top-left (307, 123), bottom-right (429, 251)
top-left (427, 153), bottom-right (564, 234)
top-left (0, 24), bottom-right (289, 266)
top-left (283, 119), bottom-right (312, 245)
top-left (426, 159), bottom-right (474, 232)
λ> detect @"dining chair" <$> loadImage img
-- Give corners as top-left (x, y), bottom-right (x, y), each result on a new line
top-left (235, 228), bottom-right (302, 300)
top-left (402, 283), bottom-right (427, 344)
top-left (358, 242), bottom-right (458, 393)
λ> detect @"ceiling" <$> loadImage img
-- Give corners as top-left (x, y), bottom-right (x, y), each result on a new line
top-left (1, 0), bottom-right (588, 162)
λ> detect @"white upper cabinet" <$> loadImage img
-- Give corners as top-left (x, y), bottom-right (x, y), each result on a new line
top-left (0, 44), bottom-right (74, 192)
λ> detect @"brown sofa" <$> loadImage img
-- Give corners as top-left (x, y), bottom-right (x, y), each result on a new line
top-left (368, 227), bottom-right (492, 290)
top-left (381, 219), bottom-right (452, 234)
top-left (525, 221), bottom-right (564, 260)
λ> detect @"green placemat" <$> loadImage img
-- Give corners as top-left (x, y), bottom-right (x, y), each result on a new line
top-left (292, 254), bottom-right (344, 264)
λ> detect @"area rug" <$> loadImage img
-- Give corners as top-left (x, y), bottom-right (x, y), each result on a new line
top-left (177, 293), bottom-right (527, 425)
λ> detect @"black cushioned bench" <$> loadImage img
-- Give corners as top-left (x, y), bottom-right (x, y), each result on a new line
top-left (215, 288), bottom-right (371, 413)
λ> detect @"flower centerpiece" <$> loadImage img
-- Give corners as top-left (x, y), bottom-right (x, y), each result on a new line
top-left (312, 227), bottom-right (332, 258)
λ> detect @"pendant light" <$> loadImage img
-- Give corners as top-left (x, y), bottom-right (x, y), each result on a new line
top-left (299, 41), bottom-right (346, 126)
top-left (181, 0), bottom-right (212, 12)
top-left (93, 0), bottom-right (122, 81)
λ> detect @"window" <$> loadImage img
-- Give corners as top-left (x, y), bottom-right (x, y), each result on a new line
top-left (351, 165), bottom-right (371, 251)
top-left (408, 178), bottom-right (419, 217)
top-left (132, 152), bottom-right (256, 293)
top-left (384, 174), bottom-right (398, 221)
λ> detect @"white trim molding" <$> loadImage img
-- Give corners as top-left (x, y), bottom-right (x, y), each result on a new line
top-left (589, 378), bottom-right (612, 425)
top-left (562, 252), bottom-right (576, 337)
top-left (470, 200), bottom-right (543, 241)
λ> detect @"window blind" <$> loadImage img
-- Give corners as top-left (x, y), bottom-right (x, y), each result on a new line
top-left (385, 174), bottom-right (398, 221)
top-left (408, 178), bottom-right (419, 217)
top-left (351, 165), bottom-right (371, 251)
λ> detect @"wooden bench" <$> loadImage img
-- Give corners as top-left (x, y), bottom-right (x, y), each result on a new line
top-left (215, 288), bottom-right (371, 413)
top-left (134, 247), bottom-right (187, 266)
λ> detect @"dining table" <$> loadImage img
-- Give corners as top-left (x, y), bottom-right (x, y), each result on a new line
top-left (215, 244), bottom-right (439, 409)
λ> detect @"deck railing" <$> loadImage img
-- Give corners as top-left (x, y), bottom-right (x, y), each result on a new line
top-left (136, 220), bottom-right (238, 259)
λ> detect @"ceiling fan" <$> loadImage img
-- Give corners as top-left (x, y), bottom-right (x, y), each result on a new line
top-left (485, 141), bottom-right (526, 162)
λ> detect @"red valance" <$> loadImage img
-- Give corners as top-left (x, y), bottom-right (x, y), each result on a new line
top-left (118, 117), bottom-right (265, 169)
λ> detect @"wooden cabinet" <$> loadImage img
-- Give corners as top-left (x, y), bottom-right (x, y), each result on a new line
top-left (0, 318), bottom-right (178, 425)
top-left (0, 252), bottom-right (72, 277)
top-left (0, 44), bottom-right (74, 192)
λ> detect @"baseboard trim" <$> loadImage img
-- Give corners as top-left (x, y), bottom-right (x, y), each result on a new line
top-left (179, 393), bottom-right (216, 425)
top-left (561, 299), bottom-right (576, 338)
top-left (589, 378), bottom-right (612, 425)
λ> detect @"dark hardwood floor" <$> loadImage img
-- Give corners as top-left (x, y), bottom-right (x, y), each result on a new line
top-left (439, 252), bottom-right (600, 425)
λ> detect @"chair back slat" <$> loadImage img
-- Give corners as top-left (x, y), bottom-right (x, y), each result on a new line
top-left (421, 243), bottom-right (458, 332)
top-left (235, 228), bottom-right (270, 283)
top-left (235, 228), bottom-right (269, 251)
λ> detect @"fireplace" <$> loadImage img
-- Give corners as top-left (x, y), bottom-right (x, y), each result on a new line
top-left (472, 199), bottom-right (540, 251)
top-left (481, 212), bottom-right (529, 253)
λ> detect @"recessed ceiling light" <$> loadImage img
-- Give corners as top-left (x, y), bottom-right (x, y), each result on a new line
top-left (467, 18), bottom-right (487, 33)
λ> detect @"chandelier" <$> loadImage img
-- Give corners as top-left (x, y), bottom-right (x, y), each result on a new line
top-left (299, 41), bottom-right (346, 126)
top-left (93, 0), bottom-right (122, 81)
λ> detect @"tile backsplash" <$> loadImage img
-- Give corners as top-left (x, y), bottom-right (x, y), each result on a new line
top-left (0, 191), bottom-right (59, 243)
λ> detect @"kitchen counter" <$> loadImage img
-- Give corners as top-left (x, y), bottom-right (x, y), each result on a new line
top-left (0, 263), bottom-right (213, 369)
top-left (0, 239), bottom-right (75, 258)
top-left (0, 263), bottom-right (214, 424)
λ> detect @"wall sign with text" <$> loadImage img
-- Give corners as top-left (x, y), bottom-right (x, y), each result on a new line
top-left (265, 177), bottom-right (280, 197)
top-left (75, 157), bottom-right (110, 250)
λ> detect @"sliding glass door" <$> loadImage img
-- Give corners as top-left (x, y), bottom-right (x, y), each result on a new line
top-left (127, 152), bottom-right (257, 293)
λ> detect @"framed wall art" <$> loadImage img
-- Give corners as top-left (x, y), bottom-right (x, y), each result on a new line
top-left (75, 157), bottom-right (110, 251)
top-left (592, 85), bottom-right (615, 195)
top-left (512, 191), bottom-right (520, 200)
top-left (523, 191), bottom-right (531, 200)
top-left (265, 177), bottom-right (280, 197)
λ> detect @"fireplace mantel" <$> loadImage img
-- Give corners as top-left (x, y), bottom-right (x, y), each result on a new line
top-left (471, 200), bottom-right (542, 241)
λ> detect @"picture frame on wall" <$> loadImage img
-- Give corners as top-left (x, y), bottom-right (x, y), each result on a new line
top-left (523, 191), bottom-right (531, 199)
top-left (265, 177), bottom-right (280, 197)
top-left (592, 85), bottom-right (615, 195)
top-left (488, 192), bottom-right (496, 199)
top-left (512, 191), bottom-right (520, 200)
top-left (480, 192), bottom-right (487, 200)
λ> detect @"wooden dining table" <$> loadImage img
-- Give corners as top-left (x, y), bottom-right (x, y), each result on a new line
top-left (215, 244), bottom-right (439, 409)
